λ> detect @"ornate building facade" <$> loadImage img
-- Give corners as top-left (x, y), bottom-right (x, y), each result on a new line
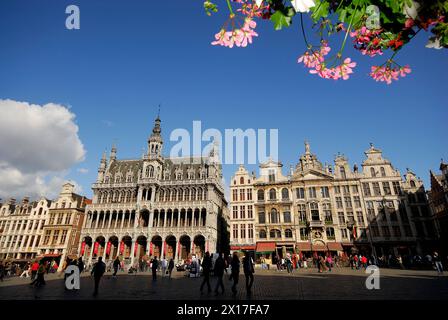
top-left (38, 183), bottom-right (90, 267)
top-left (230, 142), bottom-right (437, 263)
top-left (429, 161), bottom-right (448, 259)
top-left (0, 197), bottom-right (51, 261)
top-left (79, 116), bottom-right (228, 267)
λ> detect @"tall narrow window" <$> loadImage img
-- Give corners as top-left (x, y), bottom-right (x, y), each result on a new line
top-left (340, 166), bottom-right (347, 179)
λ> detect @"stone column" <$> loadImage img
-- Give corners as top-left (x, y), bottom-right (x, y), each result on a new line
top-left (130, 240), bottom-right (136, 266)
top-left (88, 243), bottom-right (95, 266)
top-left (161, 241), bottom-right (165, 259)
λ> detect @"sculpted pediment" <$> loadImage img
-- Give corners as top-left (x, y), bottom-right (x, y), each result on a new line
top-left (293, 170), bottom-right (334, 181)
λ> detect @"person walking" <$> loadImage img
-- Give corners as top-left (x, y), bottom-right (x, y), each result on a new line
top-left (200, 252), bottom-right (212, 294)
top-left (434, 252), bottom-right (444, 275)
top-left (0, 262), bottom-right (4, 282)
top-left (91, 257), bottom-right (106, 297)
top-left (168, 258), bottom-right (175, 279)
top-left (214, 253), bottom-right (226, 296)
top-left (326, 255), bottom-right (333, 272)
top-left (151, 257), bottom-right (159, 281)
top-left (161, 257), bottom-right (167, 278)
top-left (243, 252), bottom-right (255, 296)
top-left (30, 261), bottom-right (39, 281)
top-left (230, 253), bottom-right (240, 296)
top-left (113, 257), bottom-right (120, 278)
top-left (20, 263), bottom-right (31, 278)
top-left (77, 257), bottom-right (85, 274)
top-left (31, 261), bottom-right (47, 287)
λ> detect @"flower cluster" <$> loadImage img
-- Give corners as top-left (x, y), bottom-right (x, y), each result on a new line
top-left (298, 42), bottom-right (357, 80)
top-left (234, 0), bottom-right (270, 19)
top-left (350, 26), bottom-right (384, 57)
top-left (370, 65), bottom-right (411, 84)
top-left (211, 18), bottom-right (258, 48)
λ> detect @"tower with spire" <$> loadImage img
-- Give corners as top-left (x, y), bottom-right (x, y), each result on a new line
top-left (97, 150), bottom-right (107, 182)
top-left (148, 114), bottom-right (163, 160)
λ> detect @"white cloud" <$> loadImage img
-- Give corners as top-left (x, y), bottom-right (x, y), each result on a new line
top-left (77, 168), bottom-right (89, 174)
top-left (0, 99), bottom-right (86, 200)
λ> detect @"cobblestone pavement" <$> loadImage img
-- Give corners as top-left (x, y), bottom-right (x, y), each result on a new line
top-left (0, 267), bottom-right (447, 300)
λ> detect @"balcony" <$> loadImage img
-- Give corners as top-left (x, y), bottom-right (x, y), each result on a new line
top-left (309, 220), bottom-right (324, 228)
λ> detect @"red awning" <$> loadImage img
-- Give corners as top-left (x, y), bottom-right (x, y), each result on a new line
top-left (326, 242), bottom-right (343, 251)
top-left (231, 246), bottom-right (256, 251)
top-left (256, 242), bottom-right (276, 253)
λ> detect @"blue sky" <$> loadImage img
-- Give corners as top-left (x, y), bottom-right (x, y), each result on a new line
top-left (0, 0), bottom-right (447, 199)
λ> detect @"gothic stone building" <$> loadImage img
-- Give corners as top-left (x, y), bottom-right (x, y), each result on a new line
top-left (79, 116), bottom-right (228, 267)
top-left (230, 142), bottom-right (437, 263)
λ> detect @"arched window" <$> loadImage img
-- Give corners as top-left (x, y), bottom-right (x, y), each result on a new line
top-left (259, 230), bottom-right (267, 239)
top-left (185, 189), bottom-right (190, 201)
top-left (340, 166), bottom-right (347, 179)
top-left (370, 167), bottom-right (376, 177)
top-left (146, 166), bottom-right (150, 177)
top-left (410, 180), bottom-right (416, 188)
top-left (240, 177), bottom-right (245, 185)
top-left (285, 229), bottom-right (293, 238)
top-left (172, 189), bottom-right (177, 202)
top-left (159, 189), bottom-right (164, 202)
top-left (178, 189), bottom-right (183, 202)
top-left (269, 189), bottom-right (277, 200)
top-left (270, 229), bottom-right (281, 239)
top-left (380, 167), bottom-right (386, 177)
top-left (281, 188), bottom-right (289, 200)
top-left (192, 189), bottom-right (197, 201)
top-left (150, 166), bottom-right (155, 178)
top-left (270, 209), bottom-right (279, 224)
top-left (257, 190), bottom-right (265, 201)
top-left (105, 176), bottom-right (110, 183)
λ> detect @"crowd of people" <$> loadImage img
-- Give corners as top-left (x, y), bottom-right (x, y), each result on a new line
top-left (0, 250), bottom-right (444, 298)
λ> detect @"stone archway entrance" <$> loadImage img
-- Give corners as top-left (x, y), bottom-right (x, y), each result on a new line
top-left (193, 235), bottom-right (206, 259)
top-left (165, 236), bottom-right (177, 260)
top-left (151, 236), bottom-right (162, 258)
top-left (137, 236), bottom-right (148, 259)
top-left (179, 235), bottom-right (191, 260)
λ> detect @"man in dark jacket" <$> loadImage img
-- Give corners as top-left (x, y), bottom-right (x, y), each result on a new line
top-left (113, 257), bottom-right (120, 277)
top-left (200, 252), bottom-right (212, 294)
top-left (151, 257), bottom-right (159, 281)
top-left (168, 258), bottom-right (175, 279)
top-left (91, 257), bottom-right (106, 296)
top-left (214, 253), bottom-right (226, 296)
top-left (77, 257), bottom-right (85, 273)
top-left (243, 252), bottom-right (255, 295)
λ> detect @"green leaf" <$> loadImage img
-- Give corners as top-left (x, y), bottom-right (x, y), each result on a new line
top-left (311, 0), bottom-right (330, 22)
top-left (270, 10), bottom-right (292, 30)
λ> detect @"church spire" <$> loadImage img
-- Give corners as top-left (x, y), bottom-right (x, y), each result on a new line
top-left (148, 112), bottom-right (163, 159)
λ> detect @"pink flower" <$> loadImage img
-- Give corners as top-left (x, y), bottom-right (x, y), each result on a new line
top-left (211, 18), bottom-right (258, 48)
top-left (370, 65), bottom-right (411, 84)
top-left (298, 42), bottom-right (356, 80)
